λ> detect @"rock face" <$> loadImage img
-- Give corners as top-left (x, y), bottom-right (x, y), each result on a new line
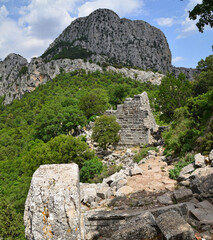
top-left (106, 92), bottom-right (159, 146)
top-left (0, 54), bottom-right (164, 105)
top-left (24, 164), bottom-right (82, 240)
top-left (44, 9), bottom-right (172, 74)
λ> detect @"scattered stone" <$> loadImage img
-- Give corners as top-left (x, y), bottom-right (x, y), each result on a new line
top-left (97, 187), bottom-right (113, 200)
top-left (129, 165), bottom-right (143, 176)
top-left (115, 186), bottom-right (133, 197)
top-left (173, 188), bottom-right (193, 203)
top-left (179, 163), bottom-right (195, 175)
top-left (190, 166), bottom-right (213, 198)
top-left (157, 192), bottom-right (173, 205)
top-left (195, 153), bottom-right (206, 168)
top-left (156, 211), bottom-right (195, 240)
top-left (148, 150), bottom-right (157, 157)
top-left (81, 187), bottom-right (97, 205)
top-left (209, 149), bottom-right (213, 162)
top-left (148, 164), bottom-right (152, 170)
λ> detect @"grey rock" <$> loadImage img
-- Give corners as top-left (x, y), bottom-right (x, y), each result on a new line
top-left (84, 209), bottom-right (158, 240)
top-left (190, 166), bottom-right (213, 198)
top-left (157, 192), bottom-right (173, 205)
top-left (129, 165), bottom-right (143, 176)
top-left (97, 187), bottom-right (113, 199)
top-left (156, 211), bottom-right (195, 240)
top-left (44, 9), bottom-right (171, 74)
top-left (81, 187), bottom-right (97, 205)
top-left (195, 153), bottom-right (206, 168)
top-left (179, 163), bottom-right (195, 175)
top-left (24, 164), bottom-right (81, 240)
top-left (173, 188), bottom-right (193, 203)
top-left (209, 149), bottom-right (213, 161)
top-left (190, 207), bottom-right (213, 225)
top-left (147, 150), bottom-right (157, 157)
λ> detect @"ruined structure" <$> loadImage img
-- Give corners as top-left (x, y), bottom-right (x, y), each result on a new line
top-left (106, 92), bottom-right (159, 147)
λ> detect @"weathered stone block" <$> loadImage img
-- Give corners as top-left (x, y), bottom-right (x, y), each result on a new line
top-left (156, 211), bottom-right (195, 240)
top-left (24, 164), bottom-right (81, 240)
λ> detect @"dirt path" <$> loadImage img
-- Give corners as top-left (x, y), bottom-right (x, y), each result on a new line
top-left (127, 149), bottom-right (177, 193)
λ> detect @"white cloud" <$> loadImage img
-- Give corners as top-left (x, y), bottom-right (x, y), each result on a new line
top-left (156, 17), bottom-right (175, 27)
top-left (0, 5), bottom-right (8, 20)
top-left (78, 0), bottom-right (143, 17)
top-left (177, 0), bottom-right (202, 38)
top-left (172, 56), bottom-right (184, 63)
top-left (18, 0), bottom-right (78, 39)
top-left (0, 0), bottom-right (80, 60)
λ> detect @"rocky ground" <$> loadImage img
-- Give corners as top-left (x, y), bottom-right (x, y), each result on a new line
top-left (81, 148), bottom-right (213, 240)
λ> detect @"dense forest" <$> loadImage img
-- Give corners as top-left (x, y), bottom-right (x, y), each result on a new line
top-left (0, 55), bottom-right (212, 239)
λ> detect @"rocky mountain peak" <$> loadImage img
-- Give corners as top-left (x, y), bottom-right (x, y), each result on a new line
top-left (43, 8), bottom-right (172, 73)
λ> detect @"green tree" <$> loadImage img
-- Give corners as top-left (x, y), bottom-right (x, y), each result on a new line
top-left (92, 115), bottom-right (121, 150)
top-left (22, 135), bottom-right (95, 175)
top-left (80, 157), bottom-right (103, 182)
top-left (192, 55), bottom-right (213, 96)
top-left (157, 73), bottom-right (192, 121)
top-left (35, 103), bottom-right (86, 142)
top-left (79, 88), bottom-right (110, 118)
top-left (189, 0), bottom-right (213, 32)
top-left (0, 197), bottom-right (25, 239)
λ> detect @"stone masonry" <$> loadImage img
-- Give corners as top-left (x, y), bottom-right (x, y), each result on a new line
top-left (106, 92), bottom-right (159, 147)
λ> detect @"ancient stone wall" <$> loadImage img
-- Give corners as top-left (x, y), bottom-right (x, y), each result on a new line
top-left (106, 92), bottom-right (159, 147)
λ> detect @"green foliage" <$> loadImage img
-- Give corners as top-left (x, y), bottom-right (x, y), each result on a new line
top-left (18, 66), bottom-right (28, 77)
top-left (189, 0), bottom-right (213, 32)
top-left (35, 103), bottom-right (86, 142)
top-left (80, 157), bottom-right (103, 182)
top-left (157, 73), bottom-right (192, 121)
top-left (192, 55), bottom-right (213, 96)
top-left (79, 88), bottom-right (110, 118)
top-left (0, 197), bottom-right (25, 239)
top-left (92, 115), bottom-right (121, 150)
top-left (169, 153), bottom-right (194, 180)
top-left (133, 146), bottom-right (157, 163)
top-left (163, 90), bottom-right (213, 157)
top-left (41, 41), bottom-right (93, 60)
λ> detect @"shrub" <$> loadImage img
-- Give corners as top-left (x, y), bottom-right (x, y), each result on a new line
top-left (169, 153), bottom-right (194, 180)
top-left (80, 157), bottom-right (103, 182)
top-left (92, 115), bottom-right (121, 150)
top-left (133, 146), bottom-right (157, 163)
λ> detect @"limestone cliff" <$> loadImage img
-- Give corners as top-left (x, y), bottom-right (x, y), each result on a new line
top-left (0, 54), bottom-right (163, 105)
top-left (43, 9), bottom-right (172, 74)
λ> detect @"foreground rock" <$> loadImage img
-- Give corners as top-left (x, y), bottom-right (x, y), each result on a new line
top-left (156, 211), bottom-right (195, 240)
top-left (24, 164), bottom-right (82, 240)
top-left (190, 166), bottom-right (213, 199)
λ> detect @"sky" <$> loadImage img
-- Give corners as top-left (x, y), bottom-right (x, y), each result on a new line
top-left (0, 0), bottom-right (212, 68)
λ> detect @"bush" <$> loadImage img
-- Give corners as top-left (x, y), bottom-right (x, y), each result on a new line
top-left (169, 153), bottom-right (194, 180)
top-left (92, 115), bottom-right (121, 150)
top-left (80, 157), bottom-right (103, 182)
top-left (133, 146), bottom-right (157, 163)
top-left (79, 88), bottom-right (110, 118)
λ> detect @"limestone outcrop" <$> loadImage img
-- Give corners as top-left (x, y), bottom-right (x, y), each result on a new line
top-left (106, 92), bottom-right (160, 147)
top-left (24, 164), bottom-right (82, 240)
top-left (44, 9), bottom-right (172, 74)
top-left (0, 54), bottom-right (164, 105)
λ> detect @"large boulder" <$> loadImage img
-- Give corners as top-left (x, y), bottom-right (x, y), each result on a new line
top-left (190, 166), bottom-right (213, 198)
top-left (24, 164), bottom-right (81, 240)
top-left (156, 211), bottom-right (195, 240)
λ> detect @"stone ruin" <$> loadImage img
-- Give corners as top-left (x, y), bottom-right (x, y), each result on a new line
top-left (24, 160), bottom-right (213, 240)
top-left (106, 92), bottom-right (160, 147)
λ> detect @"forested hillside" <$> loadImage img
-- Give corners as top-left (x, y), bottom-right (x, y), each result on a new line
top-left (0, 55), bottom-right (212, 239)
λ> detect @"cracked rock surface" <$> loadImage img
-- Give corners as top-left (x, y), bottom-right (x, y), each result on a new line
top-left (24, 163), bottom-right (81, 240)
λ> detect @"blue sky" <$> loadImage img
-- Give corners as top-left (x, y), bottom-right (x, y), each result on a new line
top-left (0, 0), bottom-right (212, 68)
